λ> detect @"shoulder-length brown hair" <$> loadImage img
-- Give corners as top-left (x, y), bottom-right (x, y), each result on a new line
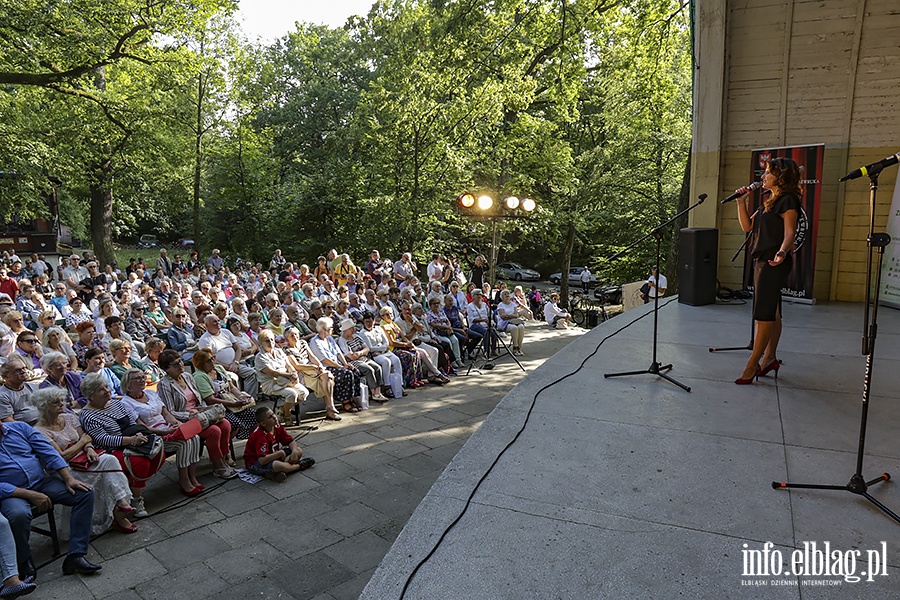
top-left (764, 157), bottom-right (802, 211)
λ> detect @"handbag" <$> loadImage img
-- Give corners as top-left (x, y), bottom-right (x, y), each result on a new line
top-left (164, 418), bottom-right (202, 441)
top-left (508, 317), bottom-right (525, 325)
top-left (69, 448), bottom-right (106, 471)
top-left (215, 390), bottom-right (256, 413)
top-left (194, 403), bottom-right (227, 428)
top-left (121, 424), bottom-right (164, 458)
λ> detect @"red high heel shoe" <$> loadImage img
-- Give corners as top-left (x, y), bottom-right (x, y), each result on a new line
top-left (112, 519), bottom-right (138, 534)
top-left (759, 358), bottom-right (780, 378)
top-left (734, 366), bottom-right (761, 385)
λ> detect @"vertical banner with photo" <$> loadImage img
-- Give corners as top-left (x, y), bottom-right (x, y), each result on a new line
top-left (879, 181), bottom-right (900, 308)
top-left (744, 143), bottom-right (824, 302)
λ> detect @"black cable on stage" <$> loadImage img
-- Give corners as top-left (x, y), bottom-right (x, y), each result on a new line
top-left (398, 296), bottom-right (681, 599)
top-left (715, 280), bottom-right (749, 304)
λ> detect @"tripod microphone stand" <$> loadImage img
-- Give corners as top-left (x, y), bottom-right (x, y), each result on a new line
top-left (708, 208), bottom-right (760, 353)
top-left (465, 297), bottom-right (525, 375)
top-left (772, 169), bottom-right (899, 524)
top-left (604, 194), bottom-right (708, 392)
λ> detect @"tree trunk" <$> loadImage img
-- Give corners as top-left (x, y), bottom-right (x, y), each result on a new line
top-left (193, 40), bottom-right (206, 244)
top-left (560, 216), bottom-right (577, 308)
top-left (89, 66), bottom-right (116, 267)
top-left (90, 158), bottom-right (116, 267)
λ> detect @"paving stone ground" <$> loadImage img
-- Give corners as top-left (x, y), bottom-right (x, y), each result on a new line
top-left (28, 321), bottom-right (585, 599)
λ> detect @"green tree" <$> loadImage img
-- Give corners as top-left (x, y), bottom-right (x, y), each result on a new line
top-left (0, 0), bottom-right (234, 265)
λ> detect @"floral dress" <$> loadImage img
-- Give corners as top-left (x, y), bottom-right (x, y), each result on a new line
top-left (36, 413), bottom-right (131, 535)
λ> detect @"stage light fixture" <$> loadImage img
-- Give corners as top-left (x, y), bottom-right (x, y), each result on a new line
top-left (521, 197), bottom-right (536, 212)
top-left (503, 196), bottom-right (520, 210)
top-left (457, 193), bottom-right (476, 208)
top-left (477, 195), bottom-right (494, 210)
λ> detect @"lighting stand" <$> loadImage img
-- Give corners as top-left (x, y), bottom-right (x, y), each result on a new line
top-left (772, 170), bottom-right (898, 524)
top-left (604, 195), bottom-right (707, 392)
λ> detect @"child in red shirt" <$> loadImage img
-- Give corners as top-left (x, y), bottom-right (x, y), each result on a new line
top-left (243, 407), bottom-right (314, 482)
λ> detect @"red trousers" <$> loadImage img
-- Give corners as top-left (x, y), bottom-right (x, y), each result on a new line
top-left (199, 419), bottom-right (232, 461)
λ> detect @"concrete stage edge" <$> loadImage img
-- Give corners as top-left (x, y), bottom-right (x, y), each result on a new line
top-left (361, 299), bottom-right (900, 600)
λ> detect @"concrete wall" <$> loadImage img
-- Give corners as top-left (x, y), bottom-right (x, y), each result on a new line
top-left (689, 0), bottom-right (900, 301)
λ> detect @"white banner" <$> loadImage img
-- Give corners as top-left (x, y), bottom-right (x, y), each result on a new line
top-left (880, 180), bottom-right (900, 308)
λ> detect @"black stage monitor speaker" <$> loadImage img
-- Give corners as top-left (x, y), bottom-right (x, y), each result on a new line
top-left (679, 228), bottom-right (718, 306)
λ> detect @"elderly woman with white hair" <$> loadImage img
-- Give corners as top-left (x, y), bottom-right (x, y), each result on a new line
top-left (308, 317), bottom-right (363, 413)
top-left (497, 289), bottom-right (526, 356)
top-left (39, 351), bottom-right (86, 408)
top-left (357, 310), bottom-right (405, 398)
top-left (42, 325), bottom-right (78, 370)
top-left (512, 285), bottom-right (535, 320)
top-left (254, 328), bottom-right (309, 423)
top-left (336, 318), bottom-right (389, 402)
top-left (282, 327), bottom-right (340, 420)
top-left (229, 296), bottom-right (250, 328)
top-left (426, 280), bottom-right (444, 307)
top-left (465, 288), bottom-right (498, 356)
top-left (33, 387), bottom-right (137, 535)
top-left (120, 368), bottom-right (207, 492)
top-left (78, 373), bottom-right (166, 518)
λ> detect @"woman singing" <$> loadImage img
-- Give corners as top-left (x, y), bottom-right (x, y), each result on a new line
top-left (734, 157), bottom-right (800, 384)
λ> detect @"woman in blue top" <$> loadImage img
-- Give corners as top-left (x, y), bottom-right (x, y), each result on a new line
top-left (733, 157), bottom-right (801, 384)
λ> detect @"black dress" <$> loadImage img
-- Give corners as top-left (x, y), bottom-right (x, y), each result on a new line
top-left (750, 193), bottom-right (800, 321)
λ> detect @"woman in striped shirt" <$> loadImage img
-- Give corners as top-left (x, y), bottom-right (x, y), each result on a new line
top-left (78, 373), bottom-right (166, 518)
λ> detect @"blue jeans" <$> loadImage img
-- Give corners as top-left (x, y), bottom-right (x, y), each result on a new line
top-left (1, 476), bottom-right (94, 570)
top-left (247, 461), bottom-right (274, 475)
top-left (0, 511), bottom-right (19, 582)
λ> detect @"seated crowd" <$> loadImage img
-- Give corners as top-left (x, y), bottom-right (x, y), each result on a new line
top-left (0, 246), bottom-right (542, 596)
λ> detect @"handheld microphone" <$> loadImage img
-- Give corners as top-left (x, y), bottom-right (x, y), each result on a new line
top-left (840, 152), bottom-right (900, 182)
top-left (721, 181), bottom-right (762, 204)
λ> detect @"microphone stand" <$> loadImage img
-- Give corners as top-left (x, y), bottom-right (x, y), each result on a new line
top-left (772, 169), bottom-right (898, 524)
top-left (465, 297), bottom-right (525, 375)
top-left (603, 194), bottom-right (708, 392)
top-left (709, 207), bottom-right (760, 353)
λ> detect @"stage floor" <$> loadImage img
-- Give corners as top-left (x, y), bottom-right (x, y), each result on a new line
top-left (362, 298), bottom-right (900, 599)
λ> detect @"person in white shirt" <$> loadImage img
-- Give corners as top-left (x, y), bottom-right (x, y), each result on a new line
top-left (579, 266), bottom-right (592, 293)
top-left (30, 253), bottom-right (49, 277)
top-left (426, 253), bottom-right (443, 283)
top-left (543, 292), bottom-right (571, 329)
top-left (643, 265), bottom-right (667, 303)
top-left (447, 281), bottom-right (467, 310)
top-left (198, 314), bottom-right (258, 398)
top-left (392, 253), bottom-right (416, 284)
top-left (61, 255), bottom-right (89, 291)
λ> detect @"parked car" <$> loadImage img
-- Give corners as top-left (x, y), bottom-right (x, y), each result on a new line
top-left (594, 284), bottom-right (622, 305)
top-left (137, 234), bottom-right (158, 249)
top-left (496, 262), bottom-right (541, 281)
top-left (177, 238), bottom-right (196, 249)
top-left (549, 267), bottom-right (597, 287)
